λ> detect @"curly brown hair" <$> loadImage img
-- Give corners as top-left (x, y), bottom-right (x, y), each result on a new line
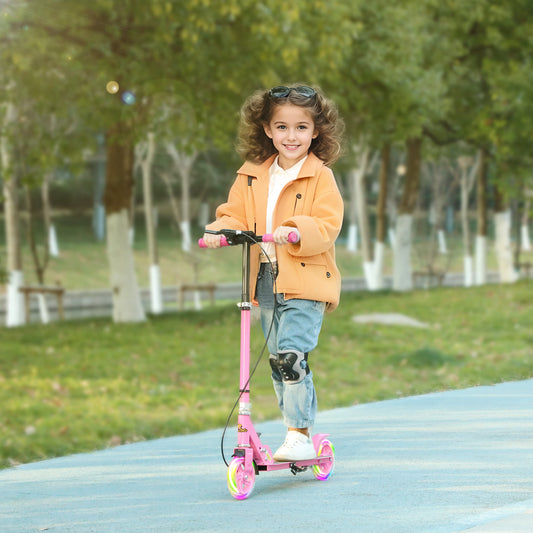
top-left (236, 85), bottom-right (344, 167)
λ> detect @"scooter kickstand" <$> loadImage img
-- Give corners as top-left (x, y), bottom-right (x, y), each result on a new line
top-left (290, 464), bottom-right (308, 475)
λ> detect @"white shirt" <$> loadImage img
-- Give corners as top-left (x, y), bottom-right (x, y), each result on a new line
top-left (261, 156), bottom-right (307, 262)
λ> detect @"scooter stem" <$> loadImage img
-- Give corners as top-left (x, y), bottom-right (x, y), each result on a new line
top-left (238, 240), bottom-right (252, 445)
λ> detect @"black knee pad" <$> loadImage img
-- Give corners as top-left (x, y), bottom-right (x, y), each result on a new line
top-left (269, 350), bottom-right (309, 384)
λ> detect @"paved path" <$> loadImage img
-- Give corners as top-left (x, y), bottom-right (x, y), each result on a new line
top-left (1, 379), bottom-right (532, 532)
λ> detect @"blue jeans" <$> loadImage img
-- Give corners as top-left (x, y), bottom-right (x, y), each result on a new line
top-left (255, 263), bottom-right (326, 429)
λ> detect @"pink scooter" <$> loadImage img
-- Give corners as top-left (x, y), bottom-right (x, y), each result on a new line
top-left (199, 229), bottom-right (335, 500)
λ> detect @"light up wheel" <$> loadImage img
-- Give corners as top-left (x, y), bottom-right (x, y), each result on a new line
top-left (227, 457), bottom-right (255, 500)
top-left (312, 439), bottom-right (335, 480)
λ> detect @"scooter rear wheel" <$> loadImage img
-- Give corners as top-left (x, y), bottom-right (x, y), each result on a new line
top-left (227, 457), bottom-right (255, 500)
top-left (312, 438), bottom-right (335, 481)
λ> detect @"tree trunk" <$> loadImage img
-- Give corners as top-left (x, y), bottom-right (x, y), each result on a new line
top-left (475, 149), bottom-right (488, 285)
top-left (104, 122), bottom-right (146, 323)
top-left (393, 137), bottom-right (422, 291)
top-left (138, 132), bottom-right (162, 314)
top-left (493, 185), bottom-right (518, 283)
top-left (165, 143), bottom-right (197, 252)
top-left (458, 153), bottom-right (479, 287)
top-left (24, 185), bottom-right (48, 285)
top-left (1, 103), bottom-right (25, 327)
top-left (43, 172), bottom-right (59, 257)
top-left (393, 214), bottom-right (413, 291)
top-left (346, 160), bottom-right (358, 254)
top-left (521, 191), bottom-right (531, 252)
top-left (160, 170), bottom-right (181, 229)
top-left (376, 143), bottom-right (390, 245)
top-left (374, 142), bottom-right (390, 289)
top-left (352, 144), bottom-right (375, 288)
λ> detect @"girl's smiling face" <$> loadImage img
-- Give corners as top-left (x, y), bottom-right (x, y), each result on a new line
top-left (263, 104), bottom-right (318, 170)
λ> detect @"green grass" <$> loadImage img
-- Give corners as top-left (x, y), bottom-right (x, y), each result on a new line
top-left (1, 281), bottom-right (532, 469)
top-left (2, 213), bottom-right (532, 468)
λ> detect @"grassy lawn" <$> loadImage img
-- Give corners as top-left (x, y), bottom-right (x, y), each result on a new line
top-left (1, 281), bottom-right (532, 469)
top-left (1, 213), bottom-right (532, 468)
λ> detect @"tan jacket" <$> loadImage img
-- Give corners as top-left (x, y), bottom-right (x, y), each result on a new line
top-left (206, 152), bottom-right (344, 311)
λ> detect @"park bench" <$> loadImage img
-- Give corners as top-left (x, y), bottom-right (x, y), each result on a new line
top-left (517, 262), bottom-right (532, 278)
top-left (19, 284), bottom-right (65, 323)
top-left (412, 269), bottom-right (445, 288)
top-left (178, 283), bottom-right (216, 310)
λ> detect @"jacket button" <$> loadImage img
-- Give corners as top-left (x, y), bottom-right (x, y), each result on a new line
top-left (326, 272), bottom-right (331, 278)
top-left (301, 262), bottom-right (305, 267)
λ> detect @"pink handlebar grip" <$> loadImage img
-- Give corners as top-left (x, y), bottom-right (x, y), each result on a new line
top-left (287, 231), bottom-right (299, 243)
top-left (261, 231), bottom-right (299, 244)
top-left (198, 235), bottom-right (228, 248)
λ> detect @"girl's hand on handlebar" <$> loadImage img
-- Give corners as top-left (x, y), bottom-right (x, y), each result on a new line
top-left (273, 226), bottom-right (300, 245)
top-left (201, 232), bottom-right (223, 248)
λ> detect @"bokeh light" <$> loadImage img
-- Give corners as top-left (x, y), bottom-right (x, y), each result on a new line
top-left (121, 91), bottom-right (136, 105)
top-left (106, 81), bottom-right (119, 94)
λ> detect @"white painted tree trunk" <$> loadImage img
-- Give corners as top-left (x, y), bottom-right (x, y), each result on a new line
top-left (49, 224), bottom-right (60, 257)
top-left (437, 229), bottom-right (448, 254)
top-left (346, 223), bottom-right (358, 253)
top-left (475, 235), bottom-right (487, 285)
top-left (494, 210), bottom-right (518, 283)
top-left (362, 261), bottom-right (376, 290)
top-left (149, 264), bottom-right (163, 314)
top-left (373, 240), bottom-right (386, 290)
top-left (393, 214), bottom-right (413, 291)
top-left (388, 228), bottom-right (396, 249)
top-left (464, 255), bottom-right (474, 287)
top-left (180, 220), bottom-right (192, 253)
top-left (2, 102), bottom-right (25, 327)
top-left (107, 210), bottom-right (146, 322)
top-left (521, 225), bottom-right (531, 252)
top-left (6, 270), bottom-right (25, 327)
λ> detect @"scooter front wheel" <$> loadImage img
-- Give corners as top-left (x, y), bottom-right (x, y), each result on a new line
top-left (312, 438), bottom-right (335, 481)
top-left (227, 457), bottom-right (255, 500)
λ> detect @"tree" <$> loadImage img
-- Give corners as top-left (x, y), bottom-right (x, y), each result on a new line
top-left (1, 0), bottom-right (247, 322)
top-left (136, 131), bottom-right (162, 314)
top-left (454, 151), bottom-right (480, 287)
top-left (0, 102), bottom-right (24, 326)
top-left (424, 0), bottom-right (533, 284)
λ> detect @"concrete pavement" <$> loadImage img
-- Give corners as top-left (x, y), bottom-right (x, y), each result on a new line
top-left (1, 379), bottom-right (532, 532)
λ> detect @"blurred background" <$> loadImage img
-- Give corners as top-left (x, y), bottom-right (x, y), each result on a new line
top-left (1, 0), bottom-right (533, 468)
top-left (1, 0), bottom-right (532, 325)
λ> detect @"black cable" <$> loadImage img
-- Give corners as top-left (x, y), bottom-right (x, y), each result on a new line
top-left (220, 233), bottom-right (279, 467)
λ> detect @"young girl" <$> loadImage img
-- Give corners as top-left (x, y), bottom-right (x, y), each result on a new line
top-left (202, 84), bottom-right (344, 462)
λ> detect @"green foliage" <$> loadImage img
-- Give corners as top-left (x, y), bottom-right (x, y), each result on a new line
top-left (2, 0), bottom-right (533, 181)
top-left (1, 281), bottom-right (532, 469)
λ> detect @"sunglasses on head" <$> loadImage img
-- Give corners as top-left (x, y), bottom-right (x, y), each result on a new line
top-left (269, 85), bottom-right (316, 99)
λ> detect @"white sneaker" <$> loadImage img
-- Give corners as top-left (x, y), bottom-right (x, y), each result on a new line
top-left (273, 430), bottom-right (316, 462)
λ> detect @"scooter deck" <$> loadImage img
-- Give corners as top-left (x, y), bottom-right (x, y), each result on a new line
top-left (256, 454), bottom-right (334, 472)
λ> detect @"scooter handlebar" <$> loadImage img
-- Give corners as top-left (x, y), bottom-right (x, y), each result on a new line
top-left (197, 235), bottom-right (228, 248)
top-left (198, 231), bottom-right (298, 248)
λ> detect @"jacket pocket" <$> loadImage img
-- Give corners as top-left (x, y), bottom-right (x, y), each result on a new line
top-left (297, 254), bottom-right (327, 268)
